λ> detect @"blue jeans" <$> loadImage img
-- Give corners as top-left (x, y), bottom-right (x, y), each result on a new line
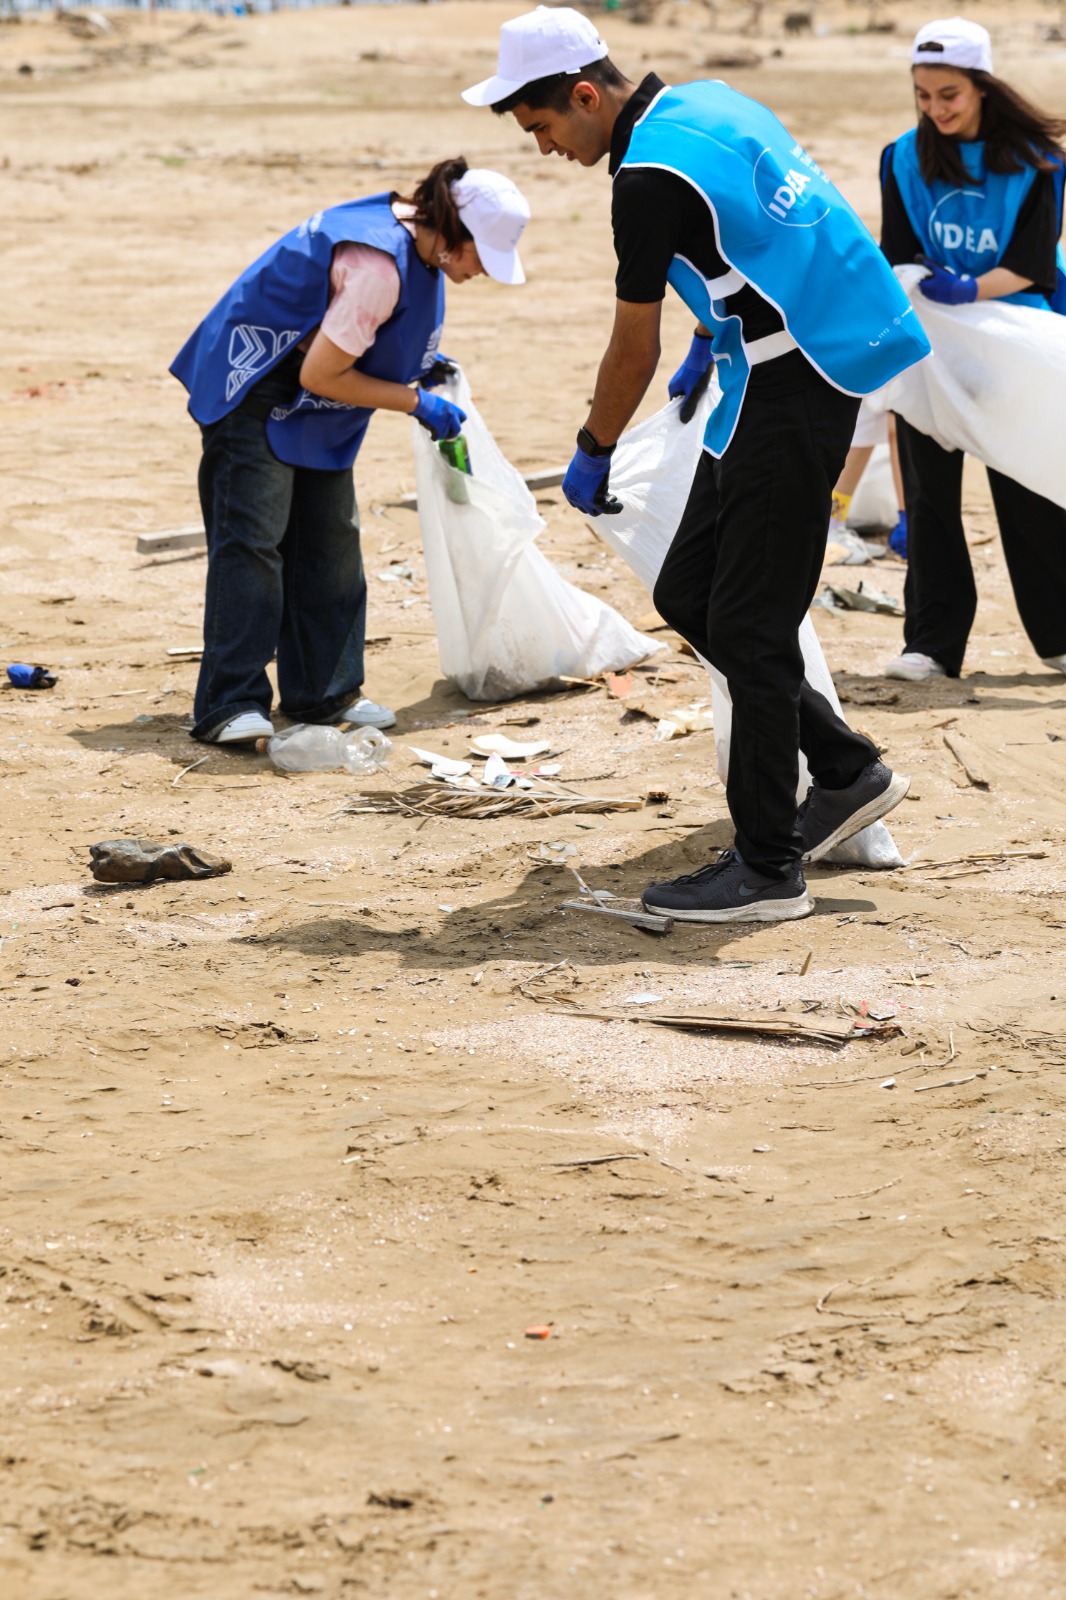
top-left (192, 388), bottom-right (367, 741)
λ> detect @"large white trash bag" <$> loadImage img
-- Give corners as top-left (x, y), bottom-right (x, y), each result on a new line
top-left (593, 386), bottom-right (903, 869)
top-left (412, 370), bottom-right (660, 701)
top-left (866, 264), bottom-right (1066, 512)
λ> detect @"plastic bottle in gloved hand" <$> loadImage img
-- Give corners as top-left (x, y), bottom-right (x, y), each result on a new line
top-left (258, 724), bottom-right (391, 774)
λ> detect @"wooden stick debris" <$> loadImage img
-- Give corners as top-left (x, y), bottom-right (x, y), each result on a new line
top-left (545, 1152), bottom-right (647, 1169)
top-left (171, 755), bottom-right (210, 787)
top-left (914, 1070), bottom-right (988, 1093)
top-left (537, 998), bottom-right (890, 1045)
top-left (943, 731), bottom-right (989, 788)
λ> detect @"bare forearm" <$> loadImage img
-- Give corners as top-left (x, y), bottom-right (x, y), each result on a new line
top-left (583, 303), bottom-right (662, 446)
top-left (975, 267), bottom-right (1034, 302)
top-left (299, 356), bottom-right (418, 415)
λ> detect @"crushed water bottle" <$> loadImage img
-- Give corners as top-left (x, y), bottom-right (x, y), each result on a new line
top-left (258, 724), bottom-right (390, 774)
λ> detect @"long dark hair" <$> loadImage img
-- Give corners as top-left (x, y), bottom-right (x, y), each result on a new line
top-left (398, 158), bottom-right (473, 253)
top-left (916, 69), bottom-right (1066, 184)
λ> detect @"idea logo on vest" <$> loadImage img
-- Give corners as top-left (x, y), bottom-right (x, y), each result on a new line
top-left (752, 143), bottom-right (830, 228)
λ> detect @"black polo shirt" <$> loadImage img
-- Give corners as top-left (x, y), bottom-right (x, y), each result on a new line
top-left (609, 73), bottom-right (785, 341)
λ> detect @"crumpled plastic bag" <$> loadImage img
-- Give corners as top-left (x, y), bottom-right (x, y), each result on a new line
top-left (866, 264), bottom-right (1066, 512)
top-left (592, 384), bottom-right (904, 869)
top-left (411, 368), bottom-right (660, 701)
top-left (89, 838), bottom-right (232, 883)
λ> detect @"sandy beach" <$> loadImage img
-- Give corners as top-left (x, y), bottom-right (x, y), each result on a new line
top-left (3, 3), bottom-right (1066, 1594)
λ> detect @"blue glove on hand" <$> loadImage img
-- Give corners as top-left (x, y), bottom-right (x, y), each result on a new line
top-left (668, 332), bottom-right (714, 423)
top-left (889, 509), bottom-right (908, 560)
top-left (412, 389), bottom-right (466, 441)
top-left (418, 355), bottom-right (458, 390)
top-left (917, 258), bottom-right (978, 305)
top-left (562, 444), bottom-right (622, 518)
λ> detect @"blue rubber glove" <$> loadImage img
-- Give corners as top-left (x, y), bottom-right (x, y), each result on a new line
top-left (412, 389), bottom-right (466, 441)
top-left (668, 332), bottom-right (714, 423)
top-left (889, 509), bottom-right (908, 560)
top-left (418, 355), bottom-right (458, 390)
top-left (562, 444), bottom-right (622, 517)
top-left (917, 258), bottom-right (978, 305)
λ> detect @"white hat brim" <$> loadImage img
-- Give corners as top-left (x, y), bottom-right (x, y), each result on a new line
top-left (462, 74), bottom-right (528, 108)
top-left (477, 241), bottom-right (526, 286)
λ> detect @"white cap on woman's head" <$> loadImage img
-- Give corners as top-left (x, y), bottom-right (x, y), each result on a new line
top-left (453, 169), bottom-right (530, 284)
top-left (912, 16), bottom-right (993, 74)
top-left (462, 6), bottom-right (608, 108)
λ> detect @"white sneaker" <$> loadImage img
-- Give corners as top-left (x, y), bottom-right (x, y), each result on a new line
top-left (208, 711), bottom-right (275, 744)
top-left (884, 651), bottom-right (946, 683)
top-left (342, 696), bottom-right (396, 730)
top-left (826, 526), bottom-right (874, 566)
top-left (1041, 654), bottom-right (1066, 675)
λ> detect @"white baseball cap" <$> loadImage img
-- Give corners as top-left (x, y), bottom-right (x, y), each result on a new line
top-left (461, 6), bottom-right (608, 108)
top-left (912, 16), bottom-right (993, 74)
top-left (453, 169), bottom-right (530, 284)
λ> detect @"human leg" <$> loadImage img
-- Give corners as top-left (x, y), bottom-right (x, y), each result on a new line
top-left (193, 411), bottom-right (295, 742)
top-left (275, 467), bottom-right (368, 724)
top-left (986, 471), bottom-right (1066, 664)
top-left (704, 357), bottom-right (871, 877)
top-left (894, 418), bottom-right (972, 675)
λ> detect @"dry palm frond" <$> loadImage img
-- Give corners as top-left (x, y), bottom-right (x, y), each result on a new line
top-left (340, 781), bottom-right (644, 820)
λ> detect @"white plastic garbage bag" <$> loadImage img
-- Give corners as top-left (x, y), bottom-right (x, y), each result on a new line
top-left (411, 370), bottom-right (660, 701)
top-left (593, 385), bottom-right (903, 869)
top-left (866, 264), bottom-right (1066, 512)
top-left (849, 446), bottom-right (898, 532)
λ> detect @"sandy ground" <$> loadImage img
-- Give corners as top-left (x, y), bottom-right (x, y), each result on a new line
top-left (3, 3), bottom-right (1066, 1595)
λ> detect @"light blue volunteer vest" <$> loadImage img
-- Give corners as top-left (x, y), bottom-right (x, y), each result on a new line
top-left (887, 129), bottom-right (1066, 314)
top-left (619, 82), bottom-right (930, 456)
top-left (170, 195), bottom-right (444, 470)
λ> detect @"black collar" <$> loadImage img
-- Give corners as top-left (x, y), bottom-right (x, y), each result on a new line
top-left (609, 73), bottom-right (667, 176)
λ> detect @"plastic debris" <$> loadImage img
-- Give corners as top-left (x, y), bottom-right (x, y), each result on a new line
top-left (6, 663), bottom-right (56, 689)
top-left (654, 702), bottom-right (714, 741)
top-left (471, 734), bottom-right (553, 760)
top-left (89, 839), bottom-right (232, 884)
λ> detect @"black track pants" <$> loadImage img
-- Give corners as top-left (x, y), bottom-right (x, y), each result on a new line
top-left (897, 416), bottom-right (1066, 676)
top-left (652, 351), bottom-right (877, 879)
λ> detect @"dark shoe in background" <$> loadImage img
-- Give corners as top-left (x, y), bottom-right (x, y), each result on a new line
top-left (641, 849), bottom-right (813, 924)
top-left (798, 759), bottom-right (909, 864)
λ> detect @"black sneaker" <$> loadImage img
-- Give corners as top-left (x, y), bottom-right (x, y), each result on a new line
top-left (798, 758), bottom-right (910, 864)
top-left (641, 850), bottom-right (813, 924)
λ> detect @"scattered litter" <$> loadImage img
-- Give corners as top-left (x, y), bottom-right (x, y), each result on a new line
top-left (524, 1326), bottom-right (552, 1340)
top-left (6, 663), bottom-right (57, 689)
top-left (547, 1152), bottom-right (646, 1169)
top-left (534, 763), bottom-right (562, 778)
top-left (407, 746), bottom-right (472, 780)
top-left (561, 898), bottom-right (672, 935)
top-left (167, 645), bottom-right (203, 659)
top-left (622, 992), bottom-right (664, 1005)
top-left (89, 838), bottom-right (232, 884)
top-left (654, 702), bottom-right (714, 741)
top-left (881, 1078), bottom-right (897, 1090)
top-left (471, 734), bottom-right (553, 760)
top-left (752, 1144), bottom-right (772, 1154)
top-left (343, 785), bottom-right (644, 820)
top-left (605, 671), bottom-right (635, 699)
top-left (483, 751), bottom-right (515, 789)
top-left (376, 562), bottom-right (416, 583)
top-left (172, 754), bottom-right (210, 787)
top-left (817, 581), bottom-right (904, 616)
top-left (532, 841), bottom-right (577, 862)
top-left (261, 724), bottom-right (390, 775)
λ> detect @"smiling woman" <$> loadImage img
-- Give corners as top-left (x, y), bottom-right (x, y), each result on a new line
top-left (879, 15), bottom-right (1066, 687)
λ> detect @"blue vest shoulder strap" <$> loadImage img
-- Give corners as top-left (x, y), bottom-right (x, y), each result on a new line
top-left (619, 82), bottom-right (929, 454)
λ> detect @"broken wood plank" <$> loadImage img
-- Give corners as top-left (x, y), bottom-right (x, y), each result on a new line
top-left (137, 525), bottom-right (207, 556)
top-left (391, 465), bottom-right (566, 512)
top-left (540, 998), bottom-right (894, 1045)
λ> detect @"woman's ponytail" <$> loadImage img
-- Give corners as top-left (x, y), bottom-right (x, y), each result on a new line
top-left (400, 157), bottom-right (473, 252)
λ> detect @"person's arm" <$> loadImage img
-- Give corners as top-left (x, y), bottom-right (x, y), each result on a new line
top-left (974, 266), bottom-right (1036, 301)
top-left (879, 144), bottom-right (923, 266)
top-left (299, 332), bottom-right (418, 415)
top-left (582, 299), bottom-right (663, 446)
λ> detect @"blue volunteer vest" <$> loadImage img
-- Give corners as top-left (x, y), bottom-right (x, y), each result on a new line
top-left (620, 82), bottom-right (930, 455)
top-left (886, 128), bottom-right (1066, 314)
top-left (170, 195), bottom-right (444, 470)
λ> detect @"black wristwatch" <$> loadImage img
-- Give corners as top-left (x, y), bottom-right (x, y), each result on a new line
top-left (576, 425), bottom-right (615, 458)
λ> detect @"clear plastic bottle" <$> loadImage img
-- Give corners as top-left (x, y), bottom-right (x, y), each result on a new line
top-left (258, 724), bottom-right (391, 774)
